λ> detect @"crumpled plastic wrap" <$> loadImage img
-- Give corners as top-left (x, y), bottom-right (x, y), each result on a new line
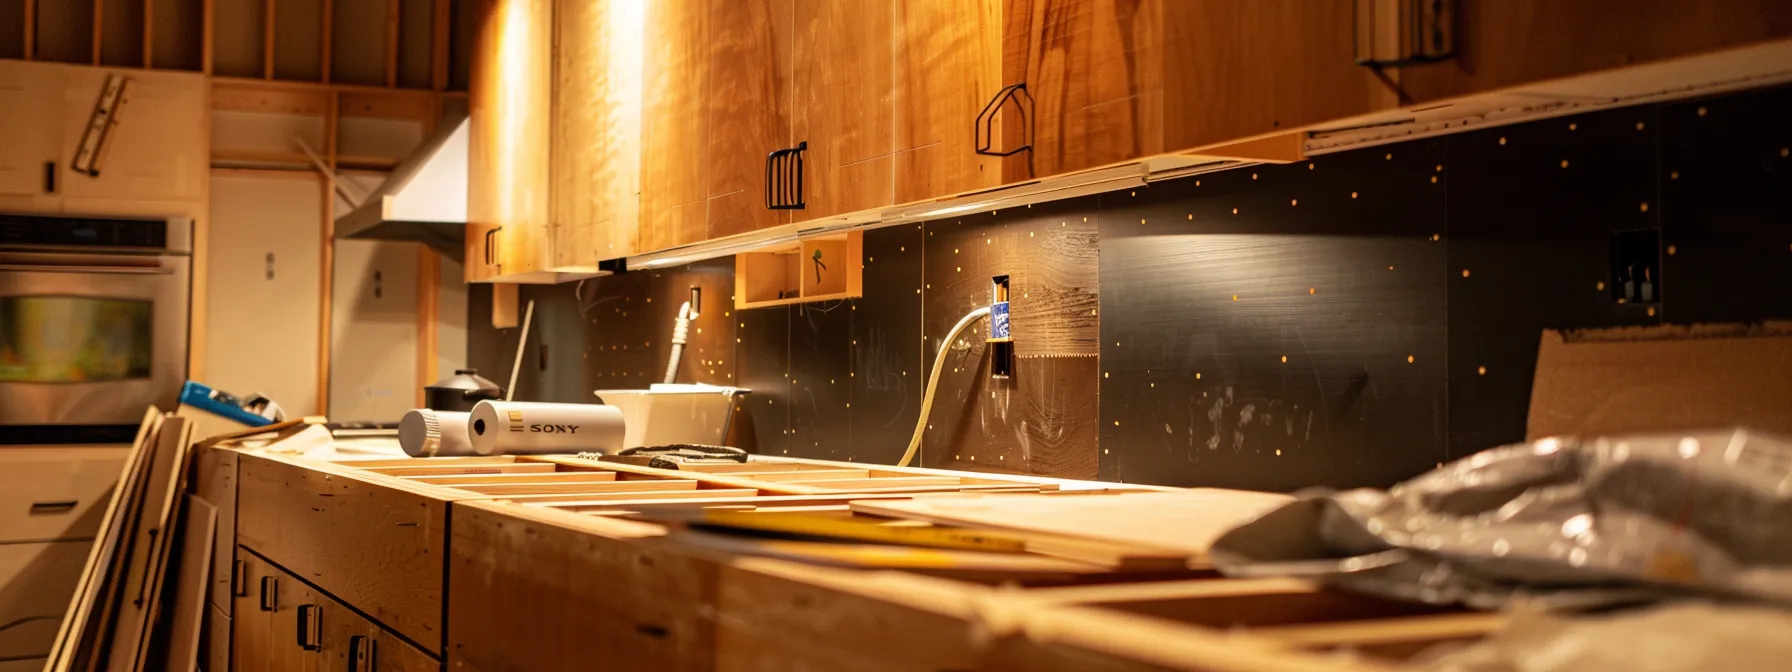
top-left (1413, 602), bottom-right (1792, 671)
top-left (1209, 428), bottom-right (1792, 610)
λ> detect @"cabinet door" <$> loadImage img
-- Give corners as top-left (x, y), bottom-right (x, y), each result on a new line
top-left (639, 0), bottom-right (709, 251)
top-left (704, 0), bottom-right (793, 239)
top-left (0, 61), bottom-right (65, 208)
top-left (468, 0), bottom-right (553, 279)
top-left (206, 174), bottom-right (324, 418)
top-left (893, 0), bottom-right (1006, 204)
top-left (58, 67), bottom-right (206, 203)
top-left (317, 596), bottom-right (438, 672)
top-left (1401, 0), bottom-right (1792, 104)
top-left (234, 551), bottom-right (320, 672)
top-left (1001, 0), bottom-right (1162, 178)
top-left (793, 0), bottom-right (896, 220)
top-left (551, 0), bottom-right (645, 268)
top-left (1159, 0), bottom-right (1391, 151)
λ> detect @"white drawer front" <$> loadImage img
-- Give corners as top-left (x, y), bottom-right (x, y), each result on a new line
top-left (0, 446), bottom-right (127, 543)
top-left (0, 540), bottom-right (90, 659)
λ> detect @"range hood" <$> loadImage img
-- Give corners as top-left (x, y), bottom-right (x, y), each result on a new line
top-left (334, 114), bottom-right (468, 260)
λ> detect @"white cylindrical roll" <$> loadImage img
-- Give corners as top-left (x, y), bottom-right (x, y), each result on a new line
top-left (399, 409), bottom-right (474, 457)
top-left (466, 401), bottom-right (627, 456)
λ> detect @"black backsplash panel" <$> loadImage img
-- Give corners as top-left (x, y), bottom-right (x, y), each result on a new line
top-left (468, 84), bottom-right (1792, 489)
top-left (1443, 107), bottom-right (1662, 454)
top-left (1097, 142), bottom-right (1449, 490)
top-left (849, 224), bottom-right (926, 466)
top-left (1659, 87), bottom-right (1792, 324)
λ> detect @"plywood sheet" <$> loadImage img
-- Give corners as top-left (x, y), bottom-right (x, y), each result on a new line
top-left (163, 496), bottom-right (218, 672)
top-left (851, 489), bottom-right (1292, 560)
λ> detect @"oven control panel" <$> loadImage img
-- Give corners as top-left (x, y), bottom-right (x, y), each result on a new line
top-left (0, 214), bottom-right (169, 250)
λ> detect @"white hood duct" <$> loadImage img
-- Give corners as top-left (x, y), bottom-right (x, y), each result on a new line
top-left (334, 114), bottom-right (469, 259)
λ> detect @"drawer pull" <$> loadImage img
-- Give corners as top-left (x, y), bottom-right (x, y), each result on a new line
top-left (232, 560), bottom-right (248, 597)
top-left (296, 604), bottom-right (322, 652)
top-left (30, 500), bottom-right (78, 515)
top-left (349, 634), bottom-right (378, 672)
top-left (259, 576), bottom-right (279, 611)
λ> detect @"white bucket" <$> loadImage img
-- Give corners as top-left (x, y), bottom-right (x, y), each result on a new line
top-left (593, 384), bottom-right (747, 449)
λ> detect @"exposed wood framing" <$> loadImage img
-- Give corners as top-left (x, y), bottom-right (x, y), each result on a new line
top-left (416, 247), bottom-right (439, 407)
top-left (202, 0), bottom-right (214, 75)
top-left (23, 0), bottom-right (34, 60)
top-left (143, 0), bottom-right (154, 67)
top-left (386, 0), bottom-right (401, 87)
top-left (263, 0), bottom-right (275, 79)
top-left (320, 0), bottom-right (333, 83)
top-left (317, 89), bottom-right (340, 413)
top-left (92, 0), bottom-right (104, 64)
top-left (431, 0), bottom-right (449, 90)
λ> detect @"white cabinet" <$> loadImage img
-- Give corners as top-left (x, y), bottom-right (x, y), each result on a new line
top-left (0, 61), bottom-right (67, 210)
top-left (0, 446), bottom-right (127, 664)
top-left (0, 60), bottom-right (204, 214)
top-left (59, 66), bottom-right (208, 205)
top-left (206, 174), bottom-right (324, 417)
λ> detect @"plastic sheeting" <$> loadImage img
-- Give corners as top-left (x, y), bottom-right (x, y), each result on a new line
top-left (1415, 602), bottom-right (1792, 671)
top-left (1210, 429), bottom-right (1792, 610)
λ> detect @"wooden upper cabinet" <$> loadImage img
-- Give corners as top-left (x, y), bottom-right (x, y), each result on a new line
top-left (551, 0), bottom-right (647, 269)
top-left (639, 0), bottom-right (709, 251)
top-left (793, 0), bottom-right (897, 220)
top-left (705, 0), bottom-right (795, 240)
top-left (1398, 0), bottom-right (1792, 104)
top-left (1157, 0), bottom-right (1392, 152)
top-left (999, 0), bottom-right (1164, 179)
top-left (893, 0), bottom-right (1007, 204)
top-left (467, 0), bottom-right (553, 282)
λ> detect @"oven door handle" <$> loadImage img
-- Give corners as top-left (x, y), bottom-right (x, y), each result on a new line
top-left (0, 264), bottom-right (174, 275)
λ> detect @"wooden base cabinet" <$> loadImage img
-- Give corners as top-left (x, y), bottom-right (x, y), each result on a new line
top-left (234, 550), bottom-right (435, 672)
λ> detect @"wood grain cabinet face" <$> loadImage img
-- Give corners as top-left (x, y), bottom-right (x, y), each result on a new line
top-left (233, 550), bottom-right (436, 672)
top-left (1398, 0), bottom-right (1792, 104)
top-left (550, 0), bottom-right (647, 269)
top-left (704, 0), bottom-right (795, 240)
top-left (893, 0), bottom-right (1007, 204)
top-left (468, 0), bottom-right (553, 281)
top-left (638, 0), bottom-right (711, 251)
top-left (788, 0), bottom-right (899, 221)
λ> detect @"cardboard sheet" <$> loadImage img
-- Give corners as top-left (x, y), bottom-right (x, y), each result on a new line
top-left (1528, 322), bottom-right (1792, 439)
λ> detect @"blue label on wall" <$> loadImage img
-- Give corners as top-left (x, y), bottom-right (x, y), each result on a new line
top-left (989, 301), bottom-right (1011, 339)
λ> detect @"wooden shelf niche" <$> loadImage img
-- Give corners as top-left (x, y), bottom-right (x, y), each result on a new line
top-left (734, 231), bottom-right (863, 310)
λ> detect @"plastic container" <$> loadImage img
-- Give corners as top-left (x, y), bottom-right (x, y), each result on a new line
top-left (593, 384), bottom-right (748, 449)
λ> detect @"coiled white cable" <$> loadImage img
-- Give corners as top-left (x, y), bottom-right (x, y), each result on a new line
top-left (897, 306), bottom-right (991, 467)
